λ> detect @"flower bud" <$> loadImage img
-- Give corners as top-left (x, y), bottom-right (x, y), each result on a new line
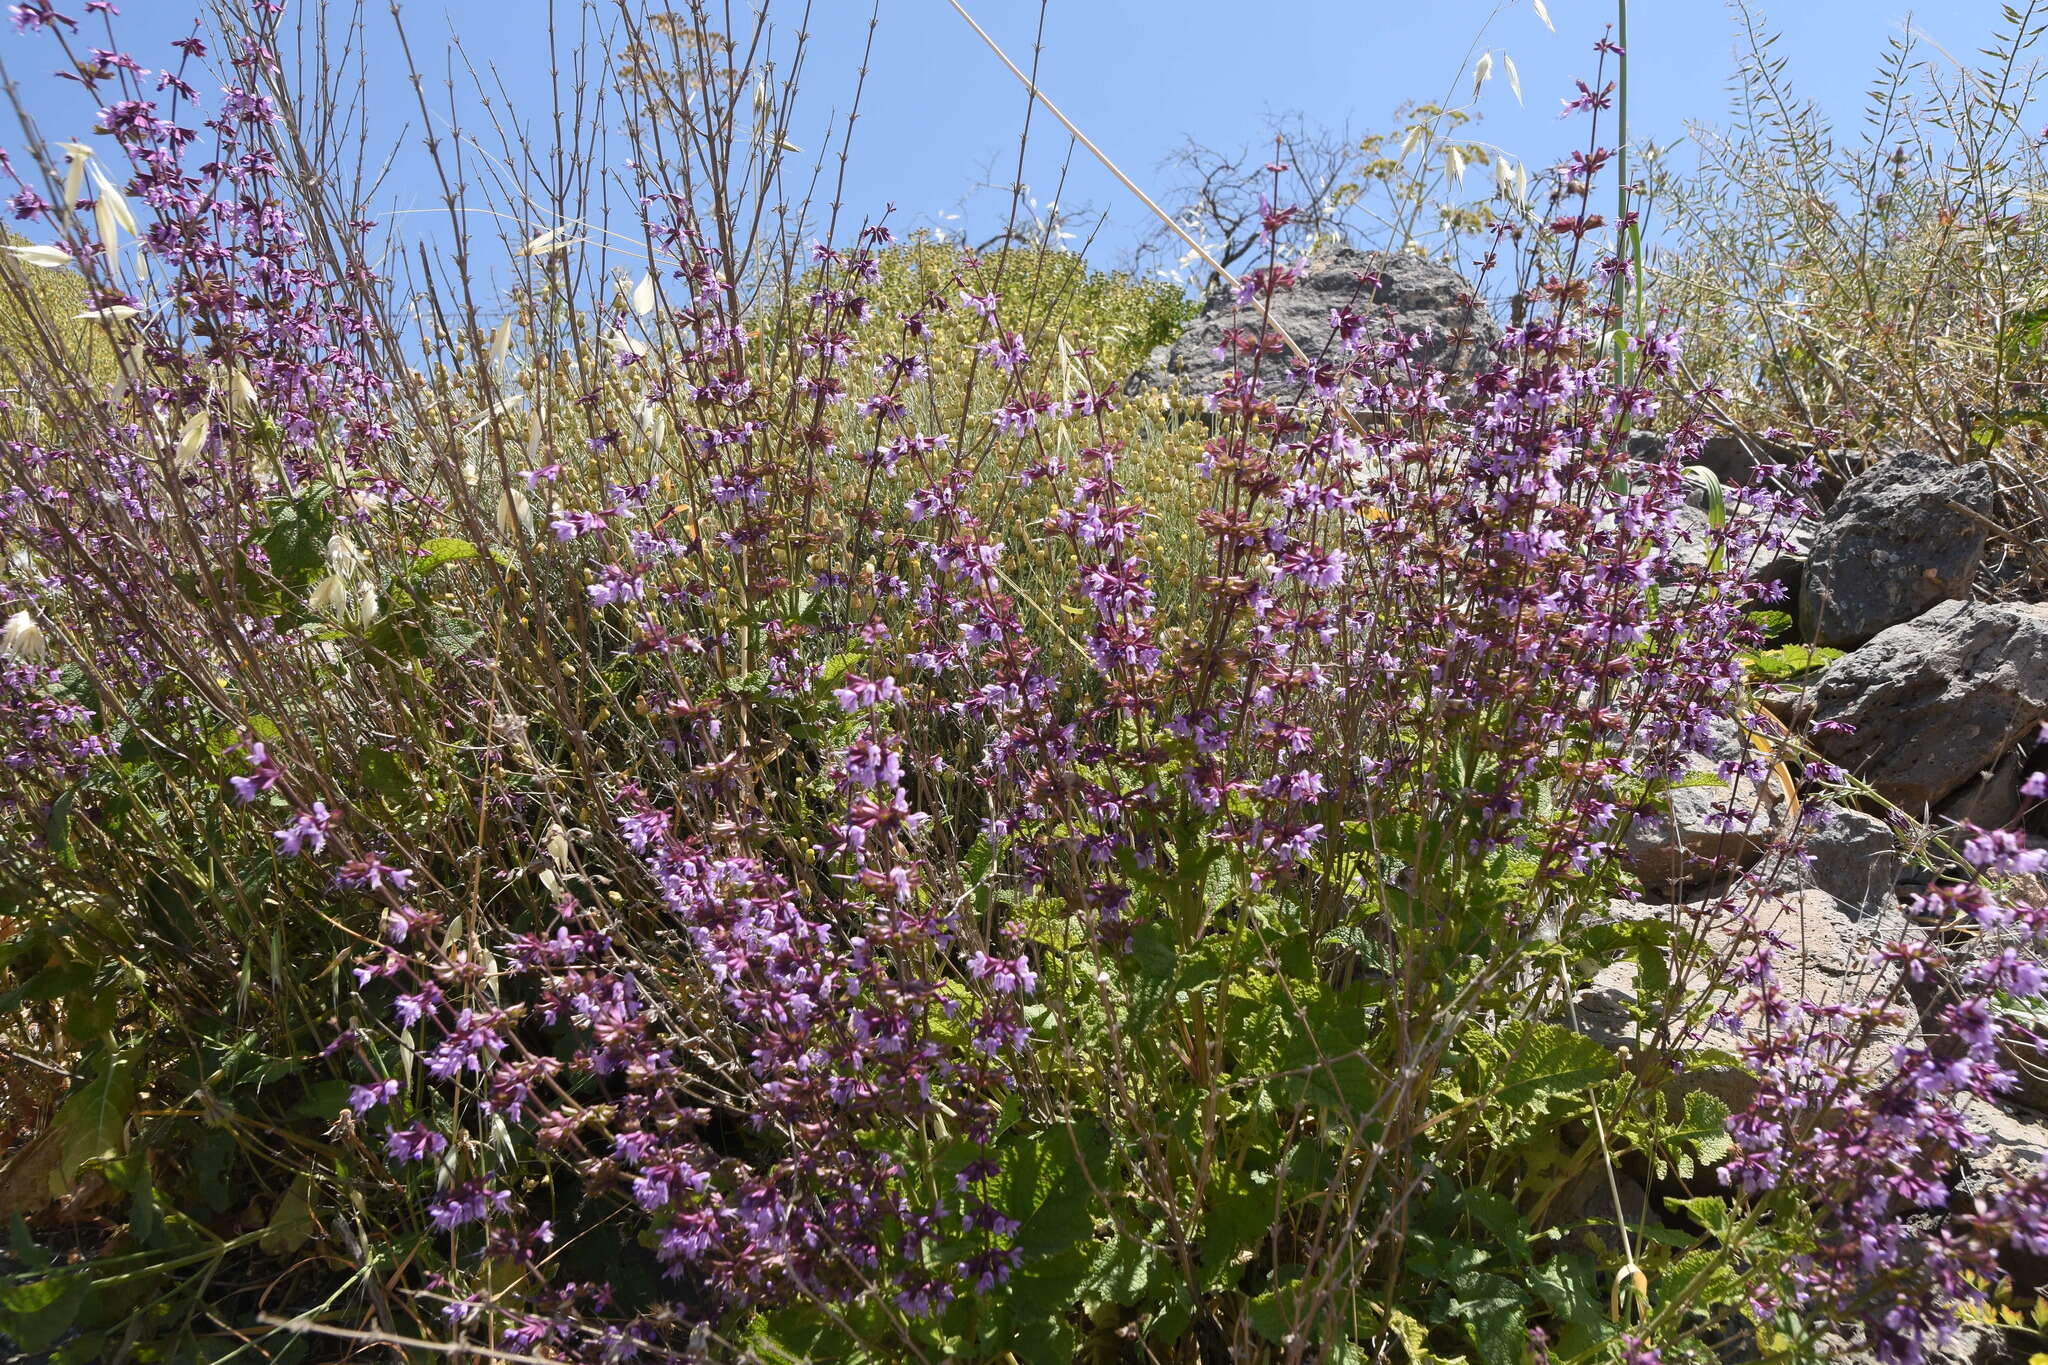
top-left (174, 411), bottom-right (210, 468)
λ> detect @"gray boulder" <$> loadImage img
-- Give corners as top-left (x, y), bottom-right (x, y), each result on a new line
top-left (1799, 450), bottom-right (1995, 648)
top-left (1934, 748), bottom-right (2029, 832)
top-left (1127, 245), bottom-right (1498, 398)
top-left (1753, 808), bottom-right (1903, 918)
top-left (1809, 600), bottom-right (2048, 812)
top-left (1693, 431), bottom-right (1810, 488)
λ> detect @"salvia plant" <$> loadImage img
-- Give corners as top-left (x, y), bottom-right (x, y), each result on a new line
top-left (4, 4), bottom-right (2048, 1364)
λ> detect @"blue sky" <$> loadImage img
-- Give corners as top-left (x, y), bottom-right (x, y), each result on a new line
top-left (2, 0), bottom-right (2024, 278)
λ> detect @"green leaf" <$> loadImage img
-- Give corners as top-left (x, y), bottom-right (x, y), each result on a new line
top-left (256, 495), bottom-right (332, 590)
top-left (52, 1046), bottom-right (139, 1187)
top-left (1003, 1312), bottom-right (1076, 1365)
top-left (1664, 1247), bottom-right (1745, 1314)
top-left (1672, 1089), bottom-right (1734, 1173)
top-left (1199, 1167), bottom-right (1275, 1291)
top-left (49, 1330), bottom-right (110, 1365)
top-left (1388, 1307), bottom-right (1463, 1365)
top-left (1746, 609), bottom-right (1794, 638)
top-left (45, 787), bottom-right (80, 871)
top-left (1448, 1272), bottom-right (1527, 1365)
top-left (1079, 1237), bottom-right (1152, 1306)
top-left (259, 1173), bottom-right (318, 1256)
top-left (1741, 644), bottom-right (1844, 682)
top-left (0, 959), bottom-right (93, 1014)
top-left (0, 1270), bottom-right (89, 1352)
top-left (1122, 922), bottom-right (1178, 1030)
top-left (1246, 1276), bottom-right (1310, 1346)
top-left (1528, 1254), bottom-right (1605, 1331)
top-left (1145, 1283), bottom-right (1196, 1346)
top-left (992, 1126), bottom-right (1099, 1257)
top-left (1493, 1020), bottom-right (1617, 1110)
top-left (1665, 1194), bottom-right (1736, 1238)
top-left (1458, 1188), bottom-right (1532, 1264)
top-left (409, 536), bottom-right (480, 577)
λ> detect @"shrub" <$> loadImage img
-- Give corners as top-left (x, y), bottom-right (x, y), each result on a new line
top-left (1647, 1), bottom-right (2048, 527)
top-left (2, 6), bottom-right (2048, 1364)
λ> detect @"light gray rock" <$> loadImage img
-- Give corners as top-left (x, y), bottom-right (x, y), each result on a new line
top-left (1743, 888), bottom-right (1905, 1007)
top-left (1622, 715), bottom-right (1794, 892)
top-left (1799, 450), bottom-right (1995, 648)
top-left (1809, 600), bottom-right (2048, 813)
top-left (1752, 808), bottom-right (1903, 918)
top-left (1811, 1322), bottom-right (2002, 1365)
top-left (1953, 1096), bottom-right (2048, 1294)
top-left (1573, 889), bottom-right (1908, 1115)
top-left (1126, 245), bottom-right (1498, 398)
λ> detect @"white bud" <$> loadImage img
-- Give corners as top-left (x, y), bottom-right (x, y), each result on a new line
top-left (229, 367), bottom-right (258, 412)
top-left (497, 485), bottom-right (532, 537)
top-left (488, 316), bottom-right (515, 370)
top-left (57, 141), bottom-right (93, 212)
top-left (308, 574), bottom-right (351, 619)
top-left (3, 243), bottom-right (72, 269)
top-left (90, 165), bottom-right (135, 233)
top-left (350, 580), bottom-right (379, 628)
top-left (325, 533), bottom-right (366, 577)
top-left (174, 411), bottom-right (210, 468)
top-left (1, 609), bottom-right (48, 663)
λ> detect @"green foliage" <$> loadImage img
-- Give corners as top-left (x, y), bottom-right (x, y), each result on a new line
top-left (856, 237), bottom-right (1194, 380)
top-left (1741, 643), bottom-right (1844, 682)
top-left (0, 230), bottom-right (115, 399)
top-left (738, 800), bottom-right (1776, 1362)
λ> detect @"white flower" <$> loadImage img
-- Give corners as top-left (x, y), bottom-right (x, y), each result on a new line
top-left (1, 610), bottom-right (48, 663)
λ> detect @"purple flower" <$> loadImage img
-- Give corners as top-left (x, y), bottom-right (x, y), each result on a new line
top-left (348, 1077), bottom-right (399, 1114)
top-left (384, 1123), bottom-right (449, 1163)
top-left (832, 673), bottom-right (903, 712)
top-left (230, 741), bottom-right (282, 803)
top-left (965, 951), bottom-right (1037, 996)
top-left (273, 801), bottom-right (334, 857)
top-left (426, 1180), bottom-right (511, 1230)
